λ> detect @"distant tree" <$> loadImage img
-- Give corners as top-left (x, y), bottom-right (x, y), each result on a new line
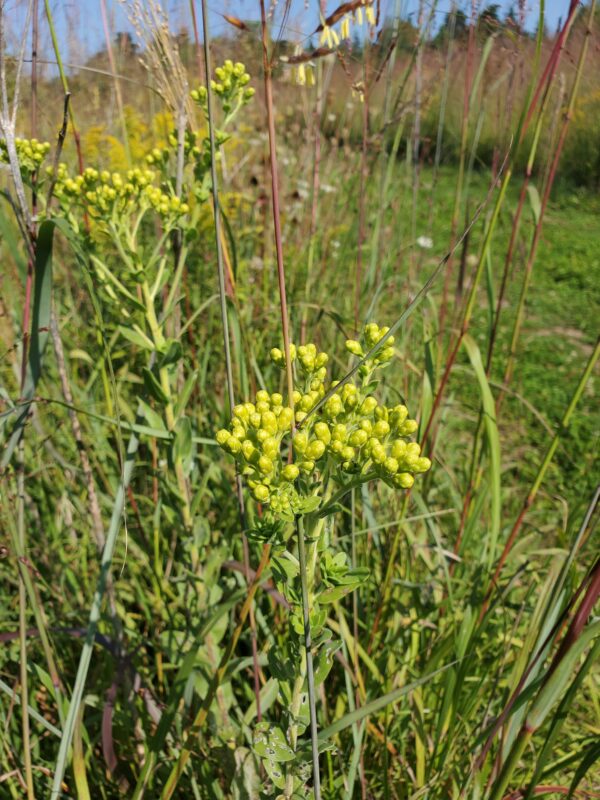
top-left (434, 7), bottom-right (468, 47)
top-left (479, 3), bottom-right (501, 36)
top-left (504, 5), bottom-right (522, 34)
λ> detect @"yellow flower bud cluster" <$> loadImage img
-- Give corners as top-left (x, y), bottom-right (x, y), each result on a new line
top-left (217, 326), bottom-right (431, 512)
top-left (0, 137), bottom-right (50, 173)
top-left (192, 60), bottom-right (255, 112)
top-left (346, 321), bottom-right (395, 367)
top-left (216, 390), bottom-right (298, 511)
top-left (49, 164), bottom-right (189, 221)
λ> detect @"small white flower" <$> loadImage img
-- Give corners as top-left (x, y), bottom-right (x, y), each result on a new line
top-left (416, 236), bottom-right (433, 249)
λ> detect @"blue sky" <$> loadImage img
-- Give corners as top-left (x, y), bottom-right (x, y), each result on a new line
top-left (7, 0), bottom-right (574, 68)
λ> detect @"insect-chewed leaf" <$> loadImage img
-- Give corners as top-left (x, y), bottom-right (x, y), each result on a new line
top-left (253, 723), bottom-right (295, 763)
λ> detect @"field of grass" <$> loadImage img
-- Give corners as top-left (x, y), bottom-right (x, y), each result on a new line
top-left (0, 2), bottom-right (599, 799)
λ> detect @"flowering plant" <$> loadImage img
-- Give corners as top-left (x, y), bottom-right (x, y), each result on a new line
top-left (217, 322), bottom-right (430, 796)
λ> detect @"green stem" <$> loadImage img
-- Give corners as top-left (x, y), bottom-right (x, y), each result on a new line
top-left (17, 440), bottom-right (35, 800)
top-left (140, 281), bottom-right (192, 531)
top-left (285, 514), bottom-right (321, 799)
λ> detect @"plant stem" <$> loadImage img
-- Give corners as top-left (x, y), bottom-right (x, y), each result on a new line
top-left (200, 0), bottom-right (261, 719)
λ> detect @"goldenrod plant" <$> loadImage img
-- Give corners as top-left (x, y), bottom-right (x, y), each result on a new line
top-left (217, 323), bottom-right (430, 796)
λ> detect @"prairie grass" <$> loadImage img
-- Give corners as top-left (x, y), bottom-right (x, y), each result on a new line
top-left (0, 1), bottom-right (599, 798)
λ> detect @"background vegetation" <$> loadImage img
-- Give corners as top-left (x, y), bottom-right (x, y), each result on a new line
top-left (0, 0), bottom-right (598, 798)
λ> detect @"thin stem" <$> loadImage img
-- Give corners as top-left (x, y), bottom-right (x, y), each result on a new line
top-left (296, 516), bottom-right (321, 796)
top-left (17, 441), bottom-right (35, 800)
top-left (200, 0), bottom-right (261, 719)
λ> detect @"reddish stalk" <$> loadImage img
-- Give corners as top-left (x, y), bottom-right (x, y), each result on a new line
top-left (438, 0), bottom-right (477, 342)
top-left (354, 55), bottom-right (370, 333)
top-left (478, 337), bottom-right (599, 623)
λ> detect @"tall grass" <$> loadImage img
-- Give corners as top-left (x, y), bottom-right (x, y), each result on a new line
top-left (0, 1), bottom-right (598, 798)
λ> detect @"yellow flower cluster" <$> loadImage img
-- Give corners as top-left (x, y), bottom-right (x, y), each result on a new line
top-left (0, 137), bottom-right (50, 173)
top-left (49, 164), bottom-right (189, 221)
top-left (217, 326), bottom-right (431, 513)
top-left (191, 60), bottom-right (254, 107)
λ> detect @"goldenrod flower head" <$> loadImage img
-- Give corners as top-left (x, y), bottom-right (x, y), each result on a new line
top-left (216, 327), bottom-right (430, 515)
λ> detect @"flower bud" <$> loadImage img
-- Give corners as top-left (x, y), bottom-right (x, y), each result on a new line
top-left (242, 440), bottom-right (256, 462)
top-left (253, 484), bottom-right (270, 502)
top-left (216, 429), bottom-right (230, 446)
top-left (299, 460), bottom-right (315, 473)
top-left (314, 422), bottom-right (331, 444)
top-left (306, 440), bottom-right (326, 460)
top-left (360, 397), bottom-right (377, 415)
top-left (400, 419), bottom-right (418, 435)
top-left (394, 472), bottom-right (414, 489)
top-left (384, 457), bottom-right (399, 475)
top-left (345, 339), bottom-right (363, 356)
top-left (249, 412), bottom-right (261, 429)
top-left (278, 407), bottom-right (294, 431)
top-left (373, 420), bottom-right (390, 439)
top-left (261, 411), bottom-right (278, 434)
top-left (391, 439), bottom-right (407, 459)
top-left (282, 464), bottom-right (299, 481)
top-left (262, 438), bottom-right (279, 459)
top-left (293, 432), bottom-right (308, 454)
top-left (258, 456), bottom-right (274, 475)
top-left (256, 389), bottom-right (270, 403)
top-left (226, 437), bottom-right (242, 454)
top-left (349, 429), bottom-right (368, 447)
top-left (331, 423), bottom-right (347, 441)
top-left (341, 446), bottom-right (355, 462)
top-left (271, 392), bottom-right (283, 406)
top-left (414, 456), bottom-right (432, 473)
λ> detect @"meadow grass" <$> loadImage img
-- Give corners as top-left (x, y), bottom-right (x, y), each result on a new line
top-left (0, 2), bottom-right (599, 798)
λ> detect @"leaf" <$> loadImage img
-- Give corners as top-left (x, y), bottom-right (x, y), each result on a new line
top-left (138, 398), bottom-right (167, 433)
top-left (294, 495), bottom-right (321, 515)
top-left (313, 640), bottom-right (341, 687)
top-left (566, 738), bottom-right (600, 799)
top-left (174, 369), bottom-right (199, 421)
top-left (173, 416), bottom-right (193, 466)
top-left (318, 663), bottom-right (454, 742)
top-left (1, 219), bottom-right (54, 468)
top-left (158, 338), bottom-right (183, 368)
top-left (142, 366), bottom-right (169, 404)
top-left (118, 325), bottom-right (155, 351)
top-left (526, 620), bottom-right (600, 732)
top-left (527, 184), bottom-right (541, 224)
top-left (253, 723), bottom-right (296, 763)
top-left (462, 335), bottom-right (501, 566)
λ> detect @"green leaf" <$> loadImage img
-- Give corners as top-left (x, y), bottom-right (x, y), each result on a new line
top-left (173, 416), bottom-right (193, 465)
top-left (253, 723), bottom-right (295, 763)
top-left (527, 184), bottom-right (541, 224)
top-left (1, 219), bottom-right (54, 467)
top-left (462, 335), bottom-right (501, 566)
top-left (142, 367), bottom-right (169, 404)
top-left (138, 398), bottom-right (167, 433)
top-left (174, 369), bottom-right (199, 421)
top-left (318, 663), bottom-right (454, 742)
top-left (118, 325), bottom-right (155, 351)
top-left (158, 338), bottom-right (183, 368)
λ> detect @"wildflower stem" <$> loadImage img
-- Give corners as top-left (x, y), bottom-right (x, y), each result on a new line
top-left (200, 0), bottom-right (261, 719)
